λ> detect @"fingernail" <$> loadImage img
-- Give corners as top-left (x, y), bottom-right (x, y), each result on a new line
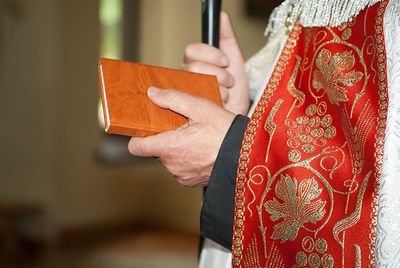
top-left (148, 87), bottom-right (160, 96)
top-left (220, 56), bottom-right (229, 66)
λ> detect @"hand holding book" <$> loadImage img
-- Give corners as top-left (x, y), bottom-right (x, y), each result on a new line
top-left (128, 87), bottom-right (235, 187)
top-left (99, 11), bottom-right (248, 188)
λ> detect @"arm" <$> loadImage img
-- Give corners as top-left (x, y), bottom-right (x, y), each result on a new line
top-left (128, 88), bottom-right (236, 187)
top-left (201, 114), bottom-right (249, 249)
top-left (129, 89), bottom-right (248, 249)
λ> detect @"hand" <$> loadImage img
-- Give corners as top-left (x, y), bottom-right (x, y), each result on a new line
top-left (183, 11), bottom-right (249, 115)
top-left (128, 87), bottom-right (236, 187)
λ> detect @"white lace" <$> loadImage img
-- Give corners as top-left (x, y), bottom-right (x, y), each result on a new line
top-left (375, 0), bottom-right (400, 266)
top-left (265, 0), bottom-right (382, 37)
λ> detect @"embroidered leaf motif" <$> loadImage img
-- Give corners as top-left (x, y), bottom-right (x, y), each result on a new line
top-left (312, 48), bottom-right (363, 105)
top-left (264, 174), bottom-right (326, 243)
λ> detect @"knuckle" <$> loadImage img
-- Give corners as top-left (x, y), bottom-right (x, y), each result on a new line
top-left (220, 88), bottom-right (229, 102)
top-left (186, 62), bottom-right (202, 73)
top-left (185, 43), bottom-right (200, 58)
top-left (161, 158), bottom-right (175, 173)
top-left (164, 89), bottom-right (179, 103)
top-left (158, 144), bottom-right (167, 159)
top-left (222, 73), bottom-right (234, 87)
top-left (159, 137), bottom-right (173, 158)
top-left (210, 51), bottom-right (223, 64)
top-left (177, 178), bottom-right (190, 187)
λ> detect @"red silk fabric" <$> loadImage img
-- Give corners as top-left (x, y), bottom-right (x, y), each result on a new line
top-left (232, 1), bottom-right (389, 267)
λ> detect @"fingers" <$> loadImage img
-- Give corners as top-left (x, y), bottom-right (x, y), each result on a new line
top-left (183, 43), bottom-right (229, 67)
top-left (219, 11), bottom-right (236, 42)
top-left (183, 62), bottom-right (234, 88)
top-left (219, 86), bottom-right (229, 103)
top-left (147, 87), bottom-right (215, 121)
top-left (182, 12), bottom-right (242, 73)
top-left (219, 11), bottom-right (244, 62)
top-left (128, 132), bottom-right (169, 157)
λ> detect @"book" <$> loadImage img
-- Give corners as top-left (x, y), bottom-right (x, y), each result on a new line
top-left (98, 58), bottom-right (222, 137)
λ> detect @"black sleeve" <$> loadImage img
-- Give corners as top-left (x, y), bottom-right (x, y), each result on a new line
top-left (200, 114), bottom-right (249, 250)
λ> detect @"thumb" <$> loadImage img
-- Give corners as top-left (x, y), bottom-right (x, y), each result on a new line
top-left (147, 87), bottom-right (212, 121)
top-left (219, 11), bottom-right (244, 63)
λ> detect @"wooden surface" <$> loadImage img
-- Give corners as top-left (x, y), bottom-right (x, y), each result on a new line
top-left (98, 58), bottom-right (222, 137)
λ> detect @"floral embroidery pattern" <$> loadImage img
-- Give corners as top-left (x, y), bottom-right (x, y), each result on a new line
top-left (293, 236), bottom-right (334, 268)
top-left (265, 174), bottom-right (326, 243)
top-left (312, 48), bottom-right (363, 105)
top-left (285, 101), bottom-right (337, 162)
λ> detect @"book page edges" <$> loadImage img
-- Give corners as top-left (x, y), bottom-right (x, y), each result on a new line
top-left (98, 62), bottom-right (111, 132)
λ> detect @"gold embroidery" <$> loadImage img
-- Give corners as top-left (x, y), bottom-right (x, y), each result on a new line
top-left (321, 254), bottom-right (335, 268)
top-left (317, 27), bottom-right (372, 118)
top-left (342, 28), bottom-right (352, 41)
top-left (244, 236), bottom-right (262, 268)
top-left (309, 116), bottom-right (321, 128)
top-left (265, 174), bottom-right (326, 242)
top-left (319, 146), bottom-right (346, 178)
top-left (286, 102), bottom-right (336, 162)
top-left (287, 56), bottom-right (306, 117)
top-left (295, 251), bottom-right (307, 267)
top-left (254, 146), bottom-right (346, 242)
top-left (294, 236), bottom-right (334, 268)
top-left (247, 165), bottom-right (271, 218)
top-left (248, 165), bottom-right (274, 257)
top-left (338, 20), bottom-right (355, 41)
top-left (302, 236), bottom-right (315, 253)
top-left (315, 238), bottom-right (328, 254)
top-left (354, 244), bottom-right (362, 268)
top-left (332, 170), bottom-right (371, 246)
top-left (309, 253), bottom-right (321, 268)
top-left (312, 48), bottom-right (364, 105)
top-left (342, 103), bottom-right (375, 175)
top-left (369, 3), bottom-right (388, 264)
top-left (233, 2), bottom-right (388, 266)
top-left (288, 149), bottom-right (302, 162)
top-left (266, 242), bottom-right (285, 268)
top-left (244, 234), bottom-right (286, 268)
top-left (341, 102), bottom-right (375, 213)
top-left (320, 114), bottom-right (332, 128)
top-left (232, 24), bottom-right (302, 267)
top-left (265, 99), bottom-right (284, 163)
top-left (323, 126), bottom-right (336, 139)
top-left (316, 102), bottom-right (328, 116)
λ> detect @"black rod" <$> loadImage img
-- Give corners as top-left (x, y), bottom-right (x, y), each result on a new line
top-left (199, 0), bottom-right (222, 258)
top-left (202, 0), bottom-right (222, 48)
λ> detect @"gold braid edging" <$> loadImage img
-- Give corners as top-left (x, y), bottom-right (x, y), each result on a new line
top-left (232, 25), bottom-right (302, 267)
top-left (369, 0), bottom-right (389, 266)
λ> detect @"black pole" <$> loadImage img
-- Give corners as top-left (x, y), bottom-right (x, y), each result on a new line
top-left (202, 0), bottom-right (222, 48)
top-left (199, 0), bottom-right (222, 259)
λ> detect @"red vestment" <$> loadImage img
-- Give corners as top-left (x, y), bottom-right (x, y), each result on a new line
top-left (232, 1), bottom-right (389, 267)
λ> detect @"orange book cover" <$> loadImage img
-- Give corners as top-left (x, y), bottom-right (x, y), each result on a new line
top-left (98, 58), bottom-right (222, 137)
